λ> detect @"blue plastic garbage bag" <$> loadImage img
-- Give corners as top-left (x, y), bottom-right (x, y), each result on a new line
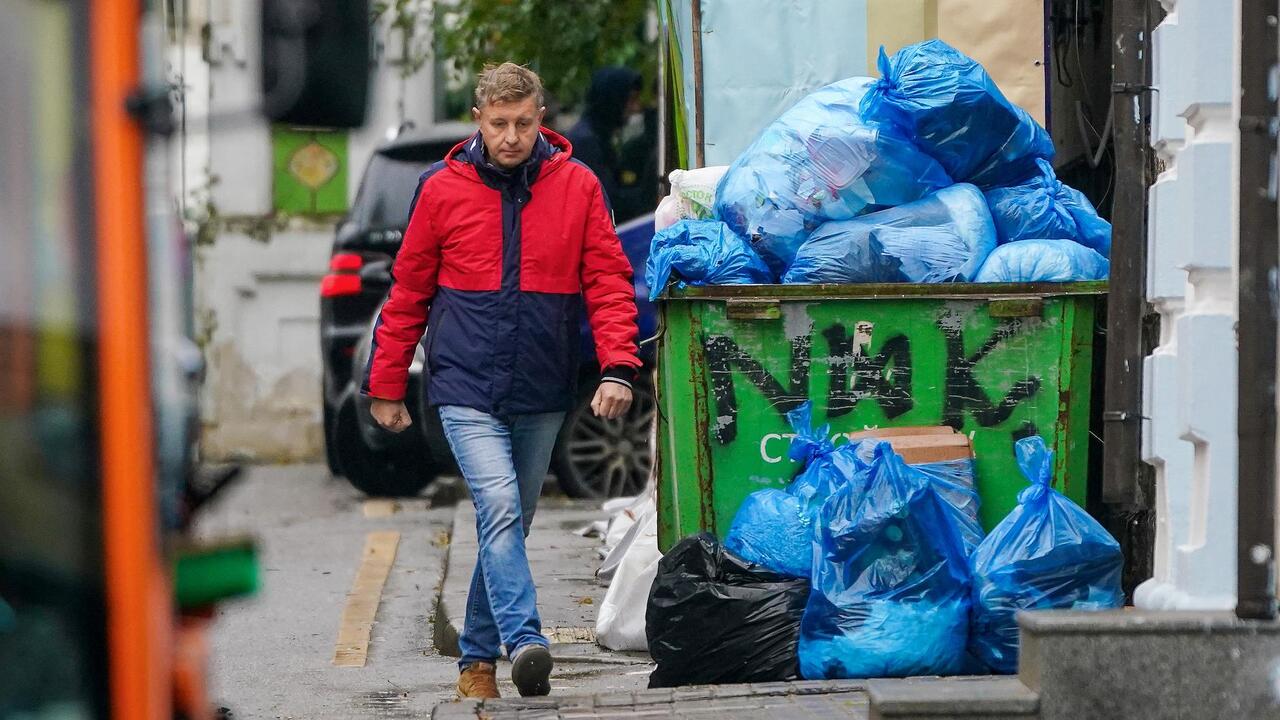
top-left (849, 442), bottom-right (984, 558)
top-left (715, 77), bottom-right (953, 275)
top-left (644, 219), bottom-right (773, 301)
top-left (799, 442), bottom-right (973, 679)
top-left (974, 239), bottom-right (1110, 283)
top-left (969, 436), bottom-right (1124, 674)
top-left (784, 403), bottom-right (865, 512)
top-left (984, 159), bottom-right (1112, 254)
top-left (862, 40), bottom-right (1054, 188)
top-left (725, 490), bottom-right (812, 579)
top-left (783, 184), bottom-right (997, 284)
top-left (914, 459), bottom-right (983, 556)
top-left (726, 403), bottom-right (865, 578)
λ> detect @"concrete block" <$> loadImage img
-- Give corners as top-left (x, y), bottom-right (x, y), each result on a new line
top-left (1147, 169), bottom-right (1189, 302)
top-left (1019, 610), bottom-right (1280, 720)
top-left (867, 677), bottom-right (1038, 719)
top-left (1177, 0), bottom-right (1236, 110)
top-left (1178, 313), bottom-right (1236, 434)
top-left (1141, 351), bottom-right (1196, 595)
top-left (1170, 313), bottom-right (1238, 607)
top-left (1152, 1), bottom-right (1235, 139)
top-left (1151, 13), bottom-right (1187, 150)
top-left (1180, 141), bottom-right (1235, 271)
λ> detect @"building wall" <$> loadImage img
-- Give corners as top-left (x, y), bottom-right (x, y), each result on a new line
top-left (1136, 0), bottom-right (1239, 609)
top-left (186, 0), bottom-right (437, 462)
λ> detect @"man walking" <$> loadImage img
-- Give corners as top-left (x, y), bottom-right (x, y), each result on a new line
top-left (362, 63), bottom-right (641, 699)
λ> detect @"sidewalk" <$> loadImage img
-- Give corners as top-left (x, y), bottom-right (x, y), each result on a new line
top-left (431, 680), bottom-right (872, 719)
top-left (431, 497), bottom-right (875, 718)
top-left (434, 497), bottom-right (653, 664)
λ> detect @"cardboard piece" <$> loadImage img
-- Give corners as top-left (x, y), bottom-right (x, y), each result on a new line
top-left (847, 426), bottom-right (974, 464)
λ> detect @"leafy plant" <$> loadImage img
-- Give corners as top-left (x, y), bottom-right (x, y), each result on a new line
top-left (434, 0), bottom-right (656, 108)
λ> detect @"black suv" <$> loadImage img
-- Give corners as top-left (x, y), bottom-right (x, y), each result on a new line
top-left (320, 123), bottom-right (657, 498)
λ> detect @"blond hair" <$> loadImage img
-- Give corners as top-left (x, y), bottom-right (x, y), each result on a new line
top-left (474, 62), bottom-right (545, 108)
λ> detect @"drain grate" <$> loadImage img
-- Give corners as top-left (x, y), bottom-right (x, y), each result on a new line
top-left (354, 689), bottom-right (413, 719)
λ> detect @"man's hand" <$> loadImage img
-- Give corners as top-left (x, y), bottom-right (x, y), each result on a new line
top-left (591, 382), bottom-right (633, 420)
top-left (370, 399), bottom-right (412, 433)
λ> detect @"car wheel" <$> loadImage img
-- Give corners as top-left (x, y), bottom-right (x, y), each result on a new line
top-left (552, 380), bottom-right (654, 498)
top-left (322, 398), bottom-right (341, 476)
top-left (331, 402), bottom-right (436, 497)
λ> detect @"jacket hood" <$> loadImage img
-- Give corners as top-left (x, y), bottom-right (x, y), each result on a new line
top-left (583, 67), bottom-right (642, 134)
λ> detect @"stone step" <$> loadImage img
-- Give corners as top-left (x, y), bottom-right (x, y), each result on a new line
top-left (1018, 609), bottom-right (1280, 720)
top-left (867, 676), bottom-right (1039, 720)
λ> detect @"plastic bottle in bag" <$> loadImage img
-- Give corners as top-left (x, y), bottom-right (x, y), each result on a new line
top-left (783, 183), bottom-right (997, 284)
top-left (715, 77), bottom-right (952, 276)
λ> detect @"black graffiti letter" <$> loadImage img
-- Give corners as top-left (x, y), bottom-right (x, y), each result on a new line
top-left (941, 319), bottom-right (1041, 428)
top-left (823, 324), bottom-right (914, 419)
top-left (704, 334), bottom-right (811, 444)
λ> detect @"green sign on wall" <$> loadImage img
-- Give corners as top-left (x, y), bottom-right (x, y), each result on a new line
top-left (272, 127), bottom-right (348, 215)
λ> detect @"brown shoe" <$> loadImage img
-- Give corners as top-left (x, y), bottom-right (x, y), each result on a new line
top-left (457, 661), bottom-right (500, 699)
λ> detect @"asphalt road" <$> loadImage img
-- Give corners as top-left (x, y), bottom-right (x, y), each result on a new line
top-left (196, 465), bottom-right (649, 719)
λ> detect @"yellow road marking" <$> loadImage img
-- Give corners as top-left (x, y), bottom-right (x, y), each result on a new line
top-left (332, 530), bottom-right (400, 667)
top-left (362, 499), bottom-right (398, 518)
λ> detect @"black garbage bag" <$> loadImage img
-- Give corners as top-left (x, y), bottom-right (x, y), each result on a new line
top-left (646, 532), bottom-right (809, 688)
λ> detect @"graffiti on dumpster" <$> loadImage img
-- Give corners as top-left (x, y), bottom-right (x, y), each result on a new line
top-left (704, 309), bottom-right (1044, 445)
top-left (823, 321), bottom-right (913, 421)
top-left (940, 317), bottom-right (1041, 428)
top-left (704, 334), bottom-right (811, 444)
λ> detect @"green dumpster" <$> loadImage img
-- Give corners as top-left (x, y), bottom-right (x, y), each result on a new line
top-left (654, 281), bottom-right (1105, 552)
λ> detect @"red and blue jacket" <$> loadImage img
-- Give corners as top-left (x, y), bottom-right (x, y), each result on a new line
top-left (362, 128), bottom-right (641, 416)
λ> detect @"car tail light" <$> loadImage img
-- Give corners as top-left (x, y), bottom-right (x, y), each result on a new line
top-left (320, 274), bottom-right (362, 297)
top-left (329, 252), bottom-right (364, 271)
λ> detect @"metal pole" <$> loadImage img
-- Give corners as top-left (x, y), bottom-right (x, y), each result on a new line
top-left (657, 1), bottom-right (669, 187)
top-left (1102, 0), bottom-right (1153, 507)
top-left (690, 0), bottom-right (705, 168)
top-left (1237, 0), bottom-right (1279, 621)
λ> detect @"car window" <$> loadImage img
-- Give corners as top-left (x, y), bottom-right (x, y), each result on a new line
top-left (352, 154), bottom-right (433, 229)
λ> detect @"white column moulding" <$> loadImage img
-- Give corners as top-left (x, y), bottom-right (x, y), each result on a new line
top-left (1135, 0), bottom-right (1240, 610)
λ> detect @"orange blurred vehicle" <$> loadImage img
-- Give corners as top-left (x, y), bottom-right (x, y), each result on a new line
top-left (0, 1), bottom-right (368, 718)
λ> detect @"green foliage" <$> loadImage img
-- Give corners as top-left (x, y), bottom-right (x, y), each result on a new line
top-left (435, 0), bottom-right (655, 108)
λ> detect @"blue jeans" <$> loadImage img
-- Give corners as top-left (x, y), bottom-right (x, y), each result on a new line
top-left (438, 405), bottom-right (566, 667)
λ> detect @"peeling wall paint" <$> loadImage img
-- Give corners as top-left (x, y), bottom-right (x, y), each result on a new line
top-left (187, 1), bottom-right (438, 463)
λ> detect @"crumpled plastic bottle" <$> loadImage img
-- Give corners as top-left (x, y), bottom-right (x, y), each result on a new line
top-left (715, 76), bottom-right (953, 276)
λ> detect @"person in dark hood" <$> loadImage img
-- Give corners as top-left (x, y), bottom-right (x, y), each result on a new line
top-left (616, 105), bottom-right (660, 220)
top-left (565, 67), bottom-right (642, 216)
